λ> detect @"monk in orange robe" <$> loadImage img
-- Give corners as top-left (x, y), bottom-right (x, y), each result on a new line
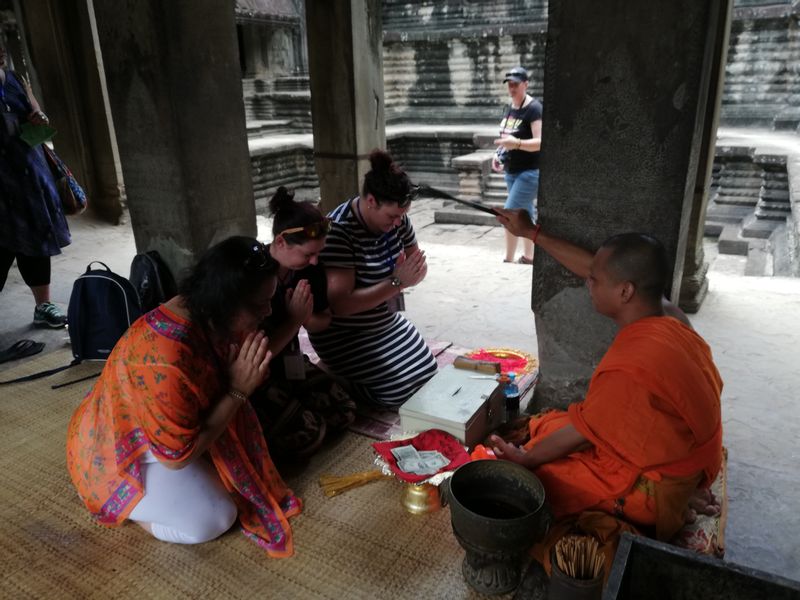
top-left (492, 211), bottom-right (722, 541)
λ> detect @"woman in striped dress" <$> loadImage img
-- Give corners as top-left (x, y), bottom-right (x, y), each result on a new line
top-left (308, 150), bottom-right (437, 408)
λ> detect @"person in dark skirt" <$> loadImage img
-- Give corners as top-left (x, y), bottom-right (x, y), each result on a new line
top-left (0, 44), bottom-right (70, 328)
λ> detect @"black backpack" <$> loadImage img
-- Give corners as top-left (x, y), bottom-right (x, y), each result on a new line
top-left (0, 261), bottom-right (142, 386)
top-left (68, 261), bottom-right (143, 361)
top-left (129, 250), bottom-right (177, 313)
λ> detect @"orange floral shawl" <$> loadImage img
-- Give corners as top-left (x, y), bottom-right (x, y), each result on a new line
top-left (66, 306), bottom-right (301, 557)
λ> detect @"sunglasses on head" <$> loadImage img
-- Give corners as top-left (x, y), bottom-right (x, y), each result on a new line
top-left (383, 185), bottom-right (420, 209)
top-left (278, 218), bottom-right (332, 239)
top-left (244, 242), bottom-right (270, 271)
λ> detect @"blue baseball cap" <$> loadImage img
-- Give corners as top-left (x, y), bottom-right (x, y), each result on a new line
top-left (503, 67), bottom-right (529, 83)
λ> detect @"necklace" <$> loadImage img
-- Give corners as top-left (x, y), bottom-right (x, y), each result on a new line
top-left (353, 196), bottom-right (378, 236)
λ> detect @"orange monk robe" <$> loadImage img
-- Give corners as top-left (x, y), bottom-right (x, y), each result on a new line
top-left (525, 316), bottom-right (723, 540)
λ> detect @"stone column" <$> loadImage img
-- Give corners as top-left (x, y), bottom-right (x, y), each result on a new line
top-left (18, 0), bottom-right (125, 222)
top-left (91, 0), bottom-right (256, 274)
top-left (242, 23), bottom-right (267, 79)
top-left (532, 0), bottom-right (732, 409)
top-left (680, 2), bottom-right (733, 313)
top-left (305, 0), bottom-right (385, 212)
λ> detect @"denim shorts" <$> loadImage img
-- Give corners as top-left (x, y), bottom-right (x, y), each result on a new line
top-left (504, 169), bottom-right (539, 222)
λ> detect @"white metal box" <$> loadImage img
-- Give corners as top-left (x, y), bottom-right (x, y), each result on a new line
top-left (399, 365), bottom-right (503, 448)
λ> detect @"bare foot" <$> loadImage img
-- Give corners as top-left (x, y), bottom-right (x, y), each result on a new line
top-left (684, 487), bottom-right (721, 524)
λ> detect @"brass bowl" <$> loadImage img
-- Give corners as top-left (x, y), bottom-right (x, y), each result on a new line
top-left (401, 483), bottom-right (440, 515)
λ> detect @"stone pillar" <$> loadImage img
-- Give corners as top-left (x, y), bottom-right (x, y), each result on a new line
top-left (532, 0), bottom-right (732, 410)
top-left (680, 2), bottom-right (733, 313)
top-left (305, 0), bottom-right (385, 212)
top-left (242, 23), bottom-right (267, 79)
top-left (92, 0), bottom-right (256, 273)
top-left (18, 0), bottom-right (125, 223)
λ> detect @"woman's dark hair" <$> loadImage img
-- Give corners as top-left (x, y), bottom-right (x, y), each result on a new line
top-left (362, 149), bottom-right (415, 207)
top-left (178, 236), bottom-right (276, 337)
top-left (269, 186), bottom-right (326, 244)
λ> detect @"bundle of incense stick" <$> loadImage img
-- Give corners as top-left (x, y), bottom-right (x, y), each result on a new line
top-left (319, 470), bottom-right (392, 498)
top-left (554, 535), bottom-right (605, 580)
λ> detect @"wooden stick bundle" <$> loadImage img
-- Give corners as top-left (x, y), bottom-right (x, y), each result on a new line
top-left (319, 470), bottom-right (392, 497)
top-left (554, 535), bottom-right (605, 580)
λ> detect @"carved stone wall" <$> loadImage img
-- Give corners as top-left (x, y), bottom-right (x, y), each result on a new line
top-left (382, 0), bottom-right (547, 124)
top-left (722, 6), bottom-right (800, 129)
top-left (381, 0), bottom-right (800, 130)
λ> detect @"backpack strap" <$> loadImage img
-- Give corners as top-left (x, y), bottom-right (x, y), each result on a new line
top-left (0, 358), bottom-right (80, 385)
top-left (51, 370), bottom-right (102, 390)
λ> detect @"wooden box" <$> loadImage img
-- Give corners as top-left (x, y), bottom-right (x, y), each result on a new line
top-left (399, 365), bottom-right (503, 449)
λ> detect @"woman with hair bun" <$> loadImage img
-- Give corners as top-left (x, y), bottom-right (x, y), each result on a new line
top-left (264, 186), bottom-right (332, 363)
top-left (252, 187), bottom-right (354, 456)
top-left (308, 149), bottom-right (438, 408)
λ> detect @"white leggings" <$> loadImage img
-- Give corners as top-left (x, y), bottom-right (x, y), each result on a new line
top-left (128, 452), bottom-right (238, 544)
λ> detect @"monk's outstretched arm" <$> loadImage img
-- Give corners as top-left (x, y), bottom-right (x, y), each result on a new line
top-left (489, 424), bottom-right (591, 470)
top-left (495, 208), bottom-right (593, 278)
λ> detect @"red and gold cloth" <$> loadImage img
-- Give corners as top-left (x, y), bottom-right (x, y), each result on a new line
top-left (66, 306), bottom-right (301, 558)
top-left (372, 429), bottom-right (470, 483)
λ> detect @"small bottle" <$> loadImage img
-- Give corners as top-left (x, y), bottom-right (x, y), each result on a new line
top-left (504, 372), bottom-right (520, 420)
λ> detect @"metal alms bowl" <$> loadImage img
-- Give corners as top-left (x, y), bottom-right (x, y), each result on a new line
top-left (441, 459), bottom-right (552, 595)
top-left (443, 459), bottom-right (551, 551)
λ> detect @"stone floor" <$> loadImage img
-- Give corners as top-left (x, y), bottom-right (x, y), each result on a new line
top-left (1, 139), bottom-right (799, 585)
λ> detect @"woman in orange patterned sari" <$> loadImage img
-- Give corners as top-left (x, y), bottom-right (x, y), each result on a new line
top-left (66, 236), bottom-right (302, 558)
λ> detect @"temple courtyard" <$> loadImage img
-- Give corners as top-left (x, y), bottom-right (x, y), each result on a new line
top-left (1, 172), bottom-right (799, 594)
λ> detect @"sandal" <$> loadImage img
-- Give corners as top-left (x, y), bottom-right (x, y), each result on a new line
top-left (0, 339), bottom-right (45, 364)
top-left (517, 256), bottom-right (534, 265)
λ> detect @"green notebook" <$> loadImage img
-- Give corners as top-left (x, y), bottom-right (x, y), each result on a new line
top-left (19, 122), bottom-right (57, 147)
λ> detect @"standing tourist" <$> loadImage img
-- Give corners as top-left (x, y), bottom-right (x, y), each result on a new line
top-left (493, 66), bottom-right (543, 265)
top-left (0, 44), bottom-right (69, 327)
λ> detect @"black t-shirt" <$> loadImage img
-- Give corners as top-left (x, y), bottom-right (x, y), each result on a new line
top-left (498, 99), bottom-right (542, 173)
top-left (260, 249), bottom-right (328, 363)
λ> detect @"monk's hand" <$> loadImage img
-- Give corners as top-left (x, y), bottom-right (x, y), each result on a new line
top-left (228, 331), bottom-right (273, 396)
top-left (489, 435), bottom-right (529, 465)
top-left (286, 279), bottom-right (313, 327)
top-left (495, 208), bottom-right (536, 239)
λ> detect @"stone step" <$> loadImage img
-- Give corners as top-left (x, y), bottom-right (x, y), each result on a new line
top-left (246, 119), bottom-right (294, 137)
top-left (433, 207), bottom-right (500, 227)
top-left (744, 239), bottom-right (772, 277)
top-left (757, 200), bottom-right (791, 212)
top-left (761, 173), bottom-right (789, 190)
top-left (706, 203), bottom-right (753, 221)
top-left (715, 187), bottom-right (760, 198)
top-left (716, 180), bottom-right (761, 190)
top-left (714, 194), bottom-right (759, 206)
top-left (759, 189), bottom-right (790, 202)
top-left (770, 223), bottom-right (795, 277)
top-left (741, 213), bottom-right (782, 239)
top-left (717, 224), bottom-right (750, 256)
top-left (755, 208), bottom-right (792, 221)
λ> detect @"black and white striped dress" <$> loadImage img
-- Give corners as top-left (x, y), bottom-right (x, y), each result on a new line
top-left (308, 198), bottom-right (437, 407)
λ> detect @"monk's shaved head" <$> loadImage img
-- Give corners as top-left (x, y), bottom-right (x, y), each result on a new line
top-left (599, 233), bottom-right (670, 303)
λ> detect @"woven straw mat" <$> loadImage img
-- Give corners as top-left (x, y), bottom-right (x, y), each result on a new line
top-left (0, 349), bottom-right (497, 599)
